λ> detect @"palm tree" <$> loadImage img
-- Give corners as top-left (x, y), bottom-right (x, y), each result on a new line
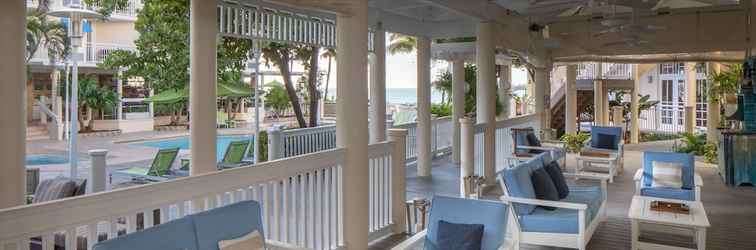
top-left (433, 71), bottom-right (452, 105)
top-left (320, 48), bottom-right (335, 102)
top-left (26, 11), bottom-right (69, 64)
top-left (77, 75), bottom-right (118, 132)
top-left (387, 33), bottom-right (416, 55)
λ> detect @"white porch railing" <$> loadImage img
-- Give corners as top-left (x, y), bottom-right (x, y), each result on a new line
top-left (367, 141), bottom-right (397, 240)
top-left (393, 116), bottom-right (453, 163)
top-left (268, 125), bottom-right (337, 160)
top-left (0, 149), bottom-right (347, 250)
top-left (494, 114), bottom-right (541, 169)
top-left (85, 43), bottom-right (136, 64)
top-left (472, 122), bottom-right (487, 177)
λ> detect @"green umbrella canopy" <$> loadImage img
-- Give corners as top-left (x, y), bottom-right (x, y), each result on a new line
top-left (146, 82), bottom-right (254, 104)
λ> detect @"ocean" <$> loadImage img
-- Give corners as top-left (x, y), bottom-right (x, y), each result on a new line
top-left (326, 88), bottom-right (445, 104)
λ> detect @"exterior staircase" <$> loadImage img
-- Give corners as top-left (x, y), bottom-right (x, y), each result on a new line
top-left (27, 123), bottom-right (50, 141)
top-left (550, 88), bottom-right (594, 138)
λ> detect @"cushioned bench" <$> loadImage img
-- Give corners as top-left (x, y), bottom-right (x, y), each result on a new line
top-left (93, 200), bottom-right (305, 250)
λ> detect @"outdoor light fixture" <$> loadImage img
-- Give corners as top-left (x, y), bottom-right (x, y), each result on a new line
top-left (47, 5), bottom-right (104, 179)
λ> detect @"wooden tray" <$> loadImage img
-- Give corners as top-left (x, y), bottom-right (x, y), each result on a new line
top-left (580, 151), bottom-right (611, 158)
top-left (650, 200), bottom-right (690, 214)
top-left (514, 152), bottom-right (535, 158)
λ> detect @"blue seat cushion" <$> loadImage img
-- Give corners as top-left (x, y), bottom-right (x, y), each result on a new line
top-left (640, 187), bottom-right (695, 201)
top-left (425, 196), bottom-right (509, 250)
top-left (93, 216), bottom-right (199, 250)
top-left (427, 220), bottom-right (484, 250)
top-left (519, 186), bottom-right (603, 234)
top-left (192, 200), bottom-right (266, 250)
top-left (590, 126), bottom-right (622, 148)
top-left (500, 162), bottom-right (537, 215)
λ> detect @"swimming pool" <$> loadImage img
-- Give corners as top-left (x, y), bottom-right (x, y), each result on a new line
top-left (138, 135), bottom-right (254, 160)
top-left (26, 154), bottom-right (69, 165)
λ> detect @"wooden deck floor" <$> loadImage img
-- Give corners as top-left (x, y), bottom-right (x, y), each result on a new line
top-left (370, 142), bottom-right (756, 250)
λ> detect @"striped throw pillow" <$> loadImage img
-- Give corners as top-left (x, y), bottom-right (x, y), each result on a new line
top-left (651, 161), bottom-right (684, 189)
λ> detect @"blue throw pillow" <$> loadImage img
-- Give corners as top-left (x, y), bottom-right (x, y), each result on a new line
top-left (530, 168), bottom-right (559, 210)
top-left (596, 133), bottom-right (617, 150)
top-left (544, 161), bottom-right (569, 199)
top-left (525, 133), bottom-right (545, 153)
top-left (425, 220), bottom-right (484, 250)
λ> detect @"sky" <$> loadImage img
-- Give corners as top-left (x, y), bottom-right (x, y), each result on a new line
top-left (258, 37), bottom-right (530, 90)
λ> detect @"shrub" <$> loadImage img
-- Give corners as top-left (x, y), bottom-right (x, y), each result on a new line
top-left (247, 130), bottom-right (268, 163)
top-left (641, 132), bottom-right (683, 142)
top-left (561, 132), bottom-right (590, 153)
top-left (704, 143), bottom-right (718, 164)
top-left (430, 103), bottom-right (452, 117)
top-left (674, 132), bottom-right (707, 156)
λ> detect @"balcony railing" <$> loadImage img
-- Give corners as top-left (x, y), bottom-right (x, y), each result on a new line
top-left (27, 0), bottom-right (141, 18)
top-left (576, 63), bottom-right (634, 80)
top-left (28, 43), bottom-right (135, 66)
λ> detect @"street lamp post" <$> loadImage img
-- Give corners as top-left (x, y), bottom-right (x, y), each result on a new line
top-left (47, 5), bottom-right (104, 178)
top-left (246, 43), bottom-right (262, 163)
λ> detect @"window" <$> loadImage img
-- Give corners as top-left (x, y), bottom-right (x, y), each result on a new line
top-left (648, 75), bottom-right (653, 84)
top-left (696, 78), bottom-right (708, 127)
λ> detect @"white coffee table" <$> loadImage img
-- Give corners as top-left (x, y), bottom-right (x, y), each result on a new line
top-left (575, 152), bottom-right (619, 183)
top-left (628, 196), bottom-right (710, 250)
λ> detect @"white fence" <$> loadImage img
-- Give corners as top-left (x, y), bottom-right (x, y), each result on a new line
top-left (393, 116), bottom-right (453, 164)
top-left (470, 114), bottom-right (540, 176)
top-left (272, 125), bottom-right (337, 159)
top-left (0, 149), bottom-right (347, 250)
top-left (367, 141), bottom-right (399, 240)
top-left (576, 63), bottom-right (633, 80)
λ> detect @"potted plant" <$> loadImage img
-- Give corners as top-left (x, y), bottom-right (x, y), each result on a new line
top-left (561, 132), bottom-right (590, 154)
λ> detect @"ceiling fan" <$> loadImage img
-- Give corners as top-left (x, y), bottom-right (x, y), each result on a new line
top-left (593, 2), bottom-right (665, 38)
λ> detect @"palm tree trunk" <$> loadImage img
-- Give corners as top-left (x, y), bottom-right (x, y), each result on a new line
top-left (308, 47), bottom-right (320, 127)
top-left (323, 56), bottom-right (332, 102)
top-left (277, 54), bottom-right (307, 128)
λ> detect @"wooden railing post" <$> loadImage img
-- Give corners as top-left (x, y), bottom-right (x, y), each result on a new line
top-left (460, 118), bottom-right (474, 197)
top-left (88, 149), bottom-right (108, 193)
top-left (267, 126), bottom-right (282, 160)
top-left (388, 129), bottom-right (407, 234)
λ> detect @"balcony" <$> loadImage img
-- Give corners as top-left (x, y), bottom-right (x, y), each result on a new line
top-left (576, 62), bottom-right (634, 81)
top-left (26, 0), bottom-right (141, 19)
top-left (28, 42), bottom-right (135, 67)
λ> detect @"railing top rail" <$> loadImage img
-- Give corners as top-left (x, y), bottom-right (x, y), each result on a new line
top-left (367, 141), bottom-right (394, 158)
top-left (495, 113), bottom-right (539, 129)
top-left (473, 122), bottom-right (488, 132)
top-left (393, 122), bottom-right (417, 129)
top-left (280, 124), bottom-right (336, 136)
top-left (0, 148), bottom-right (346, 241)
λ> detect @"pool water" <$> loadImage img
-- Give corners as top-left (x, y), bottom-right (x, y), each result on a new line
top-left (138, 135), bottom-right (254, 160)
top-left (26, 154), bottom-right (69, 165)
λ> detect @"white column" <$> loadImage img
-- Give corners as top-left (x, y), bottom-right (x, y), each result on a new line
top-left (476, 21), bottom-right (496, 185)
top-left (593, 63), bottom-right (604, 125)
top-left (603, 82), bottom-right (610, 125)
top-left (388, 129), bottom-right (407, 233)
top-left (685, 62), bottom-right (698, 133)
top-left (630, 65), bottom-right (641, 143)
top-left (416, 36), bottom-right (432, 177)
top-left (189, 0), bottom-right (218, 175)
top-left (369, 27), bottom-right (386, 143)
top-left (707, 62), bottom-right (722, 143)
top-left (336, 0), bottom-right (369, 247)
top-left (499, 65), bottom-right (512, 120)
top-left (565, 65), bottom-right (578, 134)
top-left (459, 118), bottom-right (474, 197)
top-left (451, 58), bottom-right (465, 164)
top-left (0, 0), bottom-right (26, 209)
top-left (116, 70), bottom-right (123, 120)
top-left (51, 69), bottom-right (61, 120)
top-left (535, 67), bottom-right (548, 128)
top-left (612, 106), bottom-right (625, 128)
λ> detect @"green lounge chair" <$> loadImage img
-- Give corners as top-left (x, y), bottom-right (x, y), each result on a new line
top-left (218, 140), bottom-right (251, 169)
top-left (179, 140), bottom-right (252, 171)
top-left (111, 147), bottom-right (180, 182)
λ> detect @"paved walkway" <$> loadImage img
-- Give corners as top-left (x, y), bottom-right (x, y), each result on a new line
top-left (373, 141), bottom-right (756, 250)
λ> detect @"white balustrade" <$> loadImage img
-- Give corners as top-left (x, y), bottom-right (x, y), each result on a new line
top-left (367, 141), bottom-right (396, 241)
top-left (493, 114), bottom-right (540, 169)
top-left (576, 63), bottom-right (633, 80)
top-left (472, 122), bottom-right (487, 177)
top-left (0, 149), bottom-right (347, 250)
top-left (279, 125), bottom-right (337, 159)
top-left (84, 43), bottom-right (136, 64)
top-left (393, 116), bottom-right (452, 164)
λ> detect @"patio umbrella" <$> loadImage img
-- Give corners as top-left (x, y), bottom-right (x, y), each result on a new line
top-left (145, 82), bottom-right (254, 104)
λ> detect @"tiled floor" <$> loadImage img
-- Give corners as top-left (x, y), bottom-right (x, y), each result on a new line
top-left (371, 142), bottom-right (756, 250)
